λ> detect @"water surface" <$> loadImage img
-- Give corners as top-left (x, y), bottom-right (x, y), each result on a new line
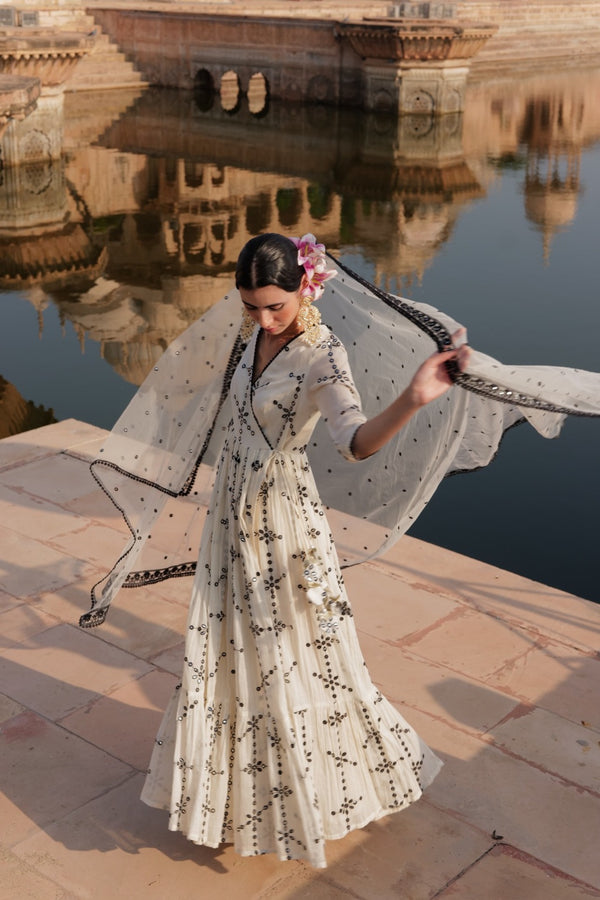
top-left (0, 70), bottom-right (598, 599)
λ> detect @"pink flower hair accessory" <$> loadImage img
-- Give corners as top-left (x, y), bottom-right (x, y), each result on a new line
top-left (291, 233), bottom-right (337, 301)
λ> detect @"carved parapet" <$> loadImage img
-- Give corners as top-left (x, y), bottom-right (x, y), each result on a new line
top-left (336, 19), bottom-right (497, 64)
top-left (337, 19), bottom-right (497, 114)
top-left (0, 31), bottom-right (95, 87)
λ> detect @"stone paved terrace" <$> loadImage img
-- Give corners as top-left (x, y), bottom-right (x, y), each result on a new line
top-left (0, 418), bottom-right (599, 899)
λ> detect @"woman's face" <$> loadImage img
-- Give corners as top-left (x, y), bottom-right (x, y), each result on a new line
top-left (240, 282), bottom-right (304, 337)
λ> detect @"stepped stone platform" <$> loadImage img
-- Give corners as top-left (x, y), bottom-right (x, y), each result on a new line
top-left (19, 1), bottom-right (148, 91)
top-left (0, 418), bottom-right (599, 898)
top-left (66, 19), bottom-right (147, 92)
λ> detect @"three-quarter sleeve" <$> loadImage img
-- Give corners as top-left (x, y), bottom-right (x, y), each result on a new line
top-left (308, 333), bottom-right (367, 461)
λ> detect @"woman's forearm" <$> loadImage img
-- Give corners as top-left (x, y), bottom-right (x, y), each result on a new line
top-left (350, 337), bottom-right (470, 460)
top-left (351, 389), bottom-right (422, 460)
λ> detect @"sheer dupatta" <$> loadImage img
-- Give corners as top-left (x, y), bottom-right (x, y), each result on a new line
top-left (80, 258), bottom-right (600, 626)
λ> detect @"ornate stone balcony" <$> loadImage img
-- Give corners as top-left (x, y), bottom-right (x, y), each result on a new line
top-left (336, 19), bottom-right (497, 64)
top-left (335, 18), bottom-right (497, 114)
top-left (0, 30), bottom-right (95, 87)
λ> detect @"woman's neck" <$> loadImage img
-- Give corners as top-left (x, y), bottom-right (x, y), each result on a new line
top-left (261, 321), bottom-right (303, 347)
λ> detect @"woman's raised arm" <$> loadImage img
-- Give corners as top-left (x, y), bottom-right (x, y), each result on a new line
top-left (351, 329), bottom-right (471, 461)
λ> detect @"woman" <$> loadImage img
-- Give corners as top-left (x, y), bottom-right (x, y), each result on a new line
top-left (81, 233), bottom-right (599, 867)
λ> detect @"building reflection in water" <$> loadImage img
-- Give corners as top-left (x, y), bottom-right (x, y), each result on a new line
top-left (521, 94), bottom-right (583, 262)
top-left (463, 68), bottom-right (600, 259)
top-left (0, 67), bottom-right (599, 400)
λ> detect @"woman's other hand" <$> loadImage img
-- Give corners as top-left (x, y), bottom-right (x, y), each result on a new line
top-left (406, 328), bottom-right (471, 409)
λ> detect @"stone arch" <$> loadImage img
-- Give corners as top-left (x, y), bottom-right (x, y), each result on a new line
top-left (220, 70), bottom-right (241, 114)
top-left (307, 183), bottom-right (333, 221)
top-left (245, 193), bottom-right (271, 235)
top-left (227, 214), bottom-right (238, 241)
top-left (210, 165), bottom-right (225, 187)
top-left (276, 187), bottom-right (303, 228)
top-left (210, 221), bottom-right (225, 266)
top-left (194, 68), bottom-right (215, 112)
top-left (184, 161), bottom-right (204, 189)
top-left (183, 222), bottom-right (206, 263)
top-left (164, 156), bottom-right (178, 184)
top-left (247, 72), bottom-right (269, 116)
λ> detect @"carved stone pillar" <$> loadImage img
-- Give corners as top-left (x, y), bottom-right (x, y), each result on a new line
top-left (1, 87), bottom-right (64, 164)
top-left (397, 63), bottom-right (469, 114)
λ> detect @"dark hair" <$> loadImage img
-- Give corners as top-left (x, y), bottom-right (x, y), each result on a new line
top-left (235, 233), bottom-right (303, 292)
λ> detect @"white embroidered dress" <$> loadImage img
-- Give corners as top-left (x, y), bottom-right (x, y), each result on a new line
top-left (141, 324), bottom-right (442, 868)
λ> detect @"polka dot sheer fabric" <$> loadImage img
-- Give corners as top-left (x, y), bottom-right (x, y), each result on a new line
top-left (80, 256), bottom-right (600, 628)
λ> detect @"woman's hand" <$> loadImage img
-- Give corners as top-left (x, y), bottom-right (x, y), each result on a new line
top-left (406, 328), bottom-right (471, 409)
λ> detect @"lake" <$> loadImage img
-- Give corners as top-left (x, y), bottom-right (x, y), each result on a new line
top-left (0, 65), bottom-right (598, 600)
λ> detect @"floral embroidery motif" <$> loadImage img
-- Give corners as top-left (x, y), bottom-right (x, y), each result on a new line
top-left (300, 547), bottom-right (346, 633)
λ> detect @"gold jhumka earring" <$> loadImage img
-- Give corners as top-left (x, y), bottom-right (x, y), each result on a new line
top-left (239, 307), bottom-right (256, 342)
top-left (298, 297), bottom-right (321, 346)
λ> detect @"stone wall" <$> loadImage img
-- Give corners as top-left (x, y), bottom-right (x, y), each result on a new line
top-left (455, 0), bottom-right (600, 69)
top-left (5, 0), bottom-right (600, 97)
top-left (86, 9), bottom-right (365, 103)
top-left (197, 0), bottom-right (600, 68)
top-left (84, 0), bottom-right (600, 100)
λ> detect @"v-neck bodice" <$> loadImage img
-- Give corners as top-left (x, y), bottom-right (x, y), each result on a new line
top-left (229, 324), bottom-right (366, 460)
top-left (251, 329), bottom-right (304, 386)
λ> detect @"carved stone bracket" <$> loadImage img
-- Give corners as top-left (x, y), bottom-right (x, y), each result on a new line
top-left (0, 31), bottom-right (95, 87)
top-left (336, 19), bottom-right (497, 114)
top-left (337, 20), bottom-right (497, 63)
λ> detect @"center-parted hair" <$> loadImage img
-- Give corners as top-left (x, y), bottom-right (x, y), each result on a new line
top-left (235, 233), bottom-right (303, 293)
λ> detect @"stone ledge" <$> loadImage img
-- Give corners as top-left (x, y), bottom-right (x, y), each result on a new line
top-left (0, 419), bottom-right (598, 895)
